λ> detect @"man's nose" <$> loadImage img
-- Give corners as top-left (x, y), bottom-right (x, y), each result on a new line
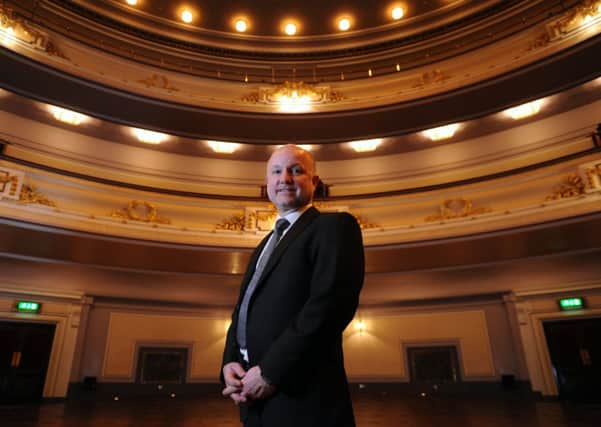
top-left (280, 170), bottom-right (293, 182)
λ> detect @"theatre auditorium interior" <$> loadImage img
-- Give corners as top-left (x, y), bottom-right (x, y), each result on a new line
top-left (1, 0), bottom-right (601, 425)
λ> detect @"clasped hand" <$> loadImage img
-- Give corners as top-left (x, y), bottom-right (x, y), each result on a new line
top-left (222, 362), bottom-right (276, 404)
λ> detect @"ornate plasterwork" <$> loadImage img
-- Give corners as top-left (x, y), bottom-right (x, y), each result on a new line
top-left (19, 184), bottom-right (57, 207)
top-left (425, 198), bottom-right (492, 222)
top-left (583, 163), bottom-right (601, 190)
top-left (137, 74), bottom-right (179, 92)
top-left (215, 204), bottom-right (378, 232)
top-left (545, 173), bottom-right (587, 201)
top-left (529, 0), bottom-right (601, 50)
top-left (0, 4), bottom-right (68, 59)
top-left (412, 69), bottom-right (452, 89)
top-left (0, 167), bottom-right (23, 200)
top-left (547, 0), bottom-right (601, 38)
top-left (242, 81), bottom-right (344, 105)
top-left (110, 200), bottom-right (171, 224)
top-left (215, 212), bottom-right (246, 232)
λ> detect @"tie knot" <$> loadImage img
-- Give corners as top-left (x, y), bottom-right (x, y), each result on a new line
top-left (275, 218), bottom-right (290, 235)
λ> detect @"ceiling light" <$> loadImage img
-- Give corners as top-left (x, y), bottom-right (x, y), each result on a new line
top-left (423, 124), bottom-right (460, 141)
top-left (181, 10), bottom-right (194, 24)
top-left (277, 90), bottom-right (311, 113)
top-left (349, 139), bottom-right (382, 152)
top-left (207, 140), bottom-right (240, 154)
top-left (235, 19), bottom-right (247, 33)
top-left (391, 7), bottom-right (404, 20)
top-left (338, 18), bottom-right (351, 31)
top-left (49, 106), bottom-right (88, 125)
top-left (125, 0), bottom-right (138, 5)
top-left (132, 128), bottom-right (169, 144)
top-left (284, 23), bottom-right (297, 36)
top-left (276, 144), bottom-right (314, 151)
top-left (1, 26), bottom-right (16, 47)
top-left (505, 99), bottom-right (544, 120)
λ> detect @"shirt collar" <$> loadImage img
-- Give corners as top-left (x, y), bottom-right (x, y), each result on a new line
top-left (276, 204), bottom-right (311, 230)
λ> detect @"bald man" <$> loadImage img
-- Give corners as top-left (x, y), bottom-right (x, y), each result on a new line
top-left (221, 145), bottom-right (365, 427)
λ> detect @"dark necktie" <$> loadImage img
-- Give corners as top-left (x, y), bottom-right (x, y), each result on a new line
top-left (237, 218), bottom-right (290, 350)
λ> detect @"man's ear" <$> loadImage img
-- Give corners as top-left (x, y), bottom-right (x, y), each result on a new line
top-left (312, 175), bottom-right (320, 186)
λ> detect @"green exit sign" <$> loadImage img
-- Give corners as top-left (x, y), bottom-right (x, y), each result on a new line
top-left (558, 297), bottom-right (584, 311)
top-left (16, 301), bottom-right (41, 313)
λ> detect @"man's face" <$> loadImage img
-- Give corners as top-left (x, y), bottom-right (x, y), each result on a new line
top-left (266, 146), bottom-right (318, 215)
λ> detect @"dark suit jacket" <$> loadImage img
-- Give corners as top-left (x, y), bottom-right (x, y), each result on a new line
top-left (222, 206), bottom-right (365, 427)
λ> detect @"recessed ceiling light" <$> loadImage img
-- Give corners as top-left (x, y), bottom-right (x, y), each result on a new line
top-left (181, 9), bottom-right (194, 24)
top-left (125, 0), bottom-right (138, 5)
top-left (132, 128), bottom-right (169, 144)
top-left (423, 124), bottom-right (460, 141)
top-left (338, 18), bottom-right (351, 31)
top-left (349, 139), bottom-right (382, 152)
top-left (1, 26), bottom-right (16, 47)
top-left (235, 19), bottom-right (248, 33)
top-left (49, 106), bottom-right (88, 125)
top-left (276, 144), bottom-right (314, 151)
top-left (505, 99), bottom-right (544, 120)
top-left (284, 23), bottom-right (297, 36)
top-left (391, 7), bottom-right (404, 20)
top-left (207, 140), bottom-right (240, 154)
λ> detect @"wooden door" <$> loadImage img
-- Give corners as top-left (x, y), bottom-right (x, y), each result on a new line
top-left (0, 321), bottom-right (56, 402)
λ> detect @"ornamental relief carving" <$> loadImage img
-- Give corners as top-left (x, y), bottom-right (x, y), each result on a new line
top-left (0, 167), bottom-right (56, 206)
top-left (0, 167), bottom-right (23, 200)
top-left (545, 173), bottom-right (586, 201)
top-left (425, 198), bottom-right (492, 222)
top-left (0, 4), bottom-right (68, 59)
top-left (110, 200), bottom-right (171, 225)
top-left (214, 205), bottom-right (378, 232)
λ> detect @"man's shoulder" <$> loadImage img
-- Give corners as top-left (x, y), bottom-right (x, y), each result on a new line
top-left (314, 210), bottom-right (359, 227)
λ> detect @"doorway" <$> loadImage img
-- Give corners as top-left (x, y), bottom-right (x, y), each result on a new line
top-left (544, 317), bottom-right (601, 402)
top-left (407, 345), bottom-right (460, 386)
top-left (0, 321), bottom-right (56, 402)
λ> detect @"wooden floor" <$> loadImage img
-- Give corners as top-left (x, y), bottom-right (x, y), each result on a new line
top-left (1, 390), bottom-right (600, 427)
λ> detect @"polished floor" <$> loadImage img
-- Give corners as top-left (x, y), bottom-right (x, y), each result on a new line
top-left (1, 390), bottom-right (600, 427)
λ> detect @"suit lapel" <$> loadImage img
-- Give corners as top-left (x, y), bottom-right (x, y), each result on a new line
top-left (256, 206), bottom-right (320, 286)
top-left (239, 233), bottom-right (271, 295)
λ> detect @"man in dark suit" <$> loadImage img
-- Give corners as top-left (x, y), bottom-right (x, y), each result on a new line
top-left (221, 145), bottom-right (365, 427)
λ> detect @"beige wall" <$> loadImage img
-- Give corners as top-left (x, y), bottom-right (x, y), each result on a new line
top-left (2, 249), bottom-right (601, 392)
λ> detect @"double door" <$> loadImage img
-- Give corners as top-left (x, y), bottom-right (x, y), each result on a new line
top-left (0, 321), bottom-right (55, 402)
top-left (544, 317), bottom-right (601, 402)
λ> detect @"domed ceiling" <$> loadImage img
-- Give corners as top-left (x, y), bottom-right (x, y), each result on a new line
top-left (1, 0), bottom-right (600, 155)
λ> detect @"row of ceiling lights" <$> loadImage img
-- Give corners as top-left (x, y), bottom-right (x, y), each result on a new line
top-left (47, 99), bottom-right (546, 153)
top-left (124, 0), bottom-right (405, 35)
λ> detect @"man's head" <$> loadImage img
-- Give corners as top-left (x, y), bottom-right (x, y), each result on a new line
top-left (266, 145), bottom-right (319, 215)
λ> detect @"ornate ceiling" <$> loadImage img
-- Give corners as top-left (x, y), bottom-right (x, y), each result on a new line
top-left (1, 1), bottom-right (601, 307)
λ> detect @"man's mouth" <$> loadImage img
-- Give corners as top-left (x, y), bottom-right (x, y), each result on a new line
top-left (276, 188), bottom-right (295, 193)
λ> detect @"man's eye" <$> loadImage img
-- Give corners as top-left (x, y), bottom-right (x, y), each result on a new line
top-left (272, 169), bottom-right (281, 174)
top-left (291, 167), bottom-right (304, 175)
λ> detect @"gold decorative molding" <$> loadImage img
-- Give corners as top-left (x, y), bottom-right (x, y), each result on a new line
top-left (215, 204), bottom-right (378, 232)
top-left (583, 163), bottom-right (601, 190)
top-left (110, 200), bottom-right (171, 224)
top-left (425, 198), bottom-right (492, 222)
top-left (242, 81), bottom-right (344, 105)
top-left (547, 0), bottom-right (601, 38)
top-left (0, 168), bottom-right (24, 200)
top-left (412, 69), bottom-right (452, 88)
top-left (19, 184), bottom-right (57, 207)
top-left (545, 173), bottom-right (586, 201)
top-left (137, 74), bottom-right (179, 92)
top-left (215, 212), bottom-right (246, 231)
top-left (0, 4), bottom-right (68, 59)
top-left (528, 1), bottom-right (601, 51)
top-left (353, 214), bottom-right (379, 230)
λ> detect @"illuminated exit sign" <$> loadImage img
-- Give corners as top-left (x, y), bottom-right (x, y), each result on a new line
top-left (16, 301), bottom-right (41, 313)
top-left (558, 297), bottom-right (584, 311)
